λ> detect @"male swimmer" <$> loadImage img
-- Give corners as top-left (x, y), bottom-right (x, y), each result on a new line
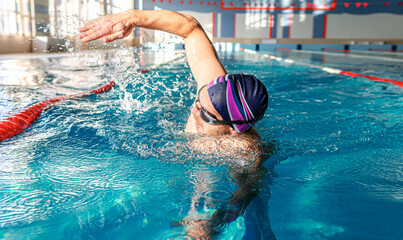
top-left (78, 9), bottom-right (268, 147)
top-left (79, 9), bottom-right (271, 239)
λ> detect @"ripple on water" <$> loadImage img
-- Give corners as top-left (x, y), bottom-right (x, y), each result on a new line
top-left (203, 190), bottom-right (234, 206)
top-left (157, 230), bottom-right (189, 240)
top-left (178, 213), bottom-right (227, 236)
top-left (0, 144), bottom-right (158, 229)
top-left (0, 190), bottom-right (80, 227)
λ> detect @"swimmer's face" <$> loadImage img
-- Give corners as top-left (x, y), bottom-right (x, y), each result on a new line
top-left (191, 87), bottom-right (231, 135)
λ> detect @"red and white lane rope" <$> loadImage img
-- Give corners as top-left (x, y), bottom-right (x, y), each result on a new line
top-left (0, 51), bottom-right (186, 143)
top-left (241, 48), bottom-right (403, 88)
top-left (0, 81), bottom-right (116, 143)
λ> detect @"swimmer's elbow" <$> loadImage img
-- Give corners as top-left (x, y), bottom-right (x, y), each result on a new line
top-left (181, 14), bottom-right (202, 38)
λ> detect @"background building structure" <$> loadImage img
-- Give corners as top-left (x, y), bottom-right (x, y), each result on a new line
top-left (0, 0), bottom-right (402, 53)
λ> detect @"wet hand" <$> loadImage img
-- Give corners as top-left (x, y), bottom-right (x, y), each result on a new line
top-left (78, 10), bottom-right (135, 43)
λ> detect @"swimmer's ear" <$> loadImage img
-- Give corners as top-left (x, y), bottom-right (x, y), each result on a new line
top-left (229, 127), bottom-right (240, 136)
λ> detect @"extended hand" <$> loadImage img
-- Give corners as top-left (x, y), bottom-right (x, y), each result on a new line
top-left (78, 10), bottom-right (135, 43)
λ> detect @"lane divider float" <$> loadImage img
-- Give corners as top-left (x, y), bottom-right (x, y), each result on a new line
top-left (241, 48), bottom-right (403, 88)
top-left (276, 47), bottom-right (403, 63)
top-left (0, 52), bottom-right (186, 143)
top-left (0, 81), bottom-right (116, 143)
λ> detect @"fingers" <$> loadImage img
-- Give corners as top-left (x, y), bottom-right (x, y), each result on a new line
top-left (78, 15), bottom-right (131, 43)
top-left (78, 19), bottom-right (99, 33)
top-left (78, 22), bottom-right (102, 40)
top-left (81, 24), bottom-right (113, 42)
top-left (78, 23), bottom-right (92, 33)
top-left (103, 31), bottom-right (125, 43)
top-left (78, 26), bottom-right (99, 40)
top-left (104, 23), bottom-right (131, 42)
top-left (78, 17), bottom-right (110, 41)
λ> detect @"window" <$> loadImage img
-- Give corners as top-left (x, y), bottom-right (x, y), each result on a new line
top-left (49, 0), bottom-right (132, 38)
top-left (0, 0), bottom-right (33, 36)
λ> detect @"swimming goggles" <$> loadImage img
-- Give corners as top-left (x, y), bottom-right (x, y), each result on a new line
top-left (195, 85), bottom-right (261, 125)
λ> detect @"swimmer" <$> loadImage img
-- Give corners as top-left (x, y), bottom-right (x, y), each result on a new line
top-left (78, 10), bottom-right (268, 150)
top-left (79, 9), bottom-right (272, 239)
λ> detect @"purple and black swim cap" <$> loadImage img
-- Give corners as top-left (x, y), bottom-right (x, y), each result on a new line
top-left (207, 73), bottom-right (269, 133)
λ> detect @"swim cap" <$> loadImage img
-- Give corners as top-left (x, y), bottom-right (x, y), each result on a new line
top-left (207, 74), bottom-right (268, 133)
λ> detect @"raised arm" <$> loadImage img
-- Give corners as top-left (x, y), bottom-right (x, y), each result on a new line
top-left (78, 10), bottom-right (226, 87)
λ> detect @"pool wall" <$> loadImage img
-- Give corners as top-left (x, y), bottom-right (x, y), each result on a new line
top-left (141, 0), bottom-right (403, 42)
top-left (1, 0), bottom-right (403, 54)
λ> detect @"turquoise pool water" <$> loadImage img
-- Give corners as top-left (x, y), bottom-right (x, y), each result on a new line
top-left (0, 49), bottom-right (402, 239)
